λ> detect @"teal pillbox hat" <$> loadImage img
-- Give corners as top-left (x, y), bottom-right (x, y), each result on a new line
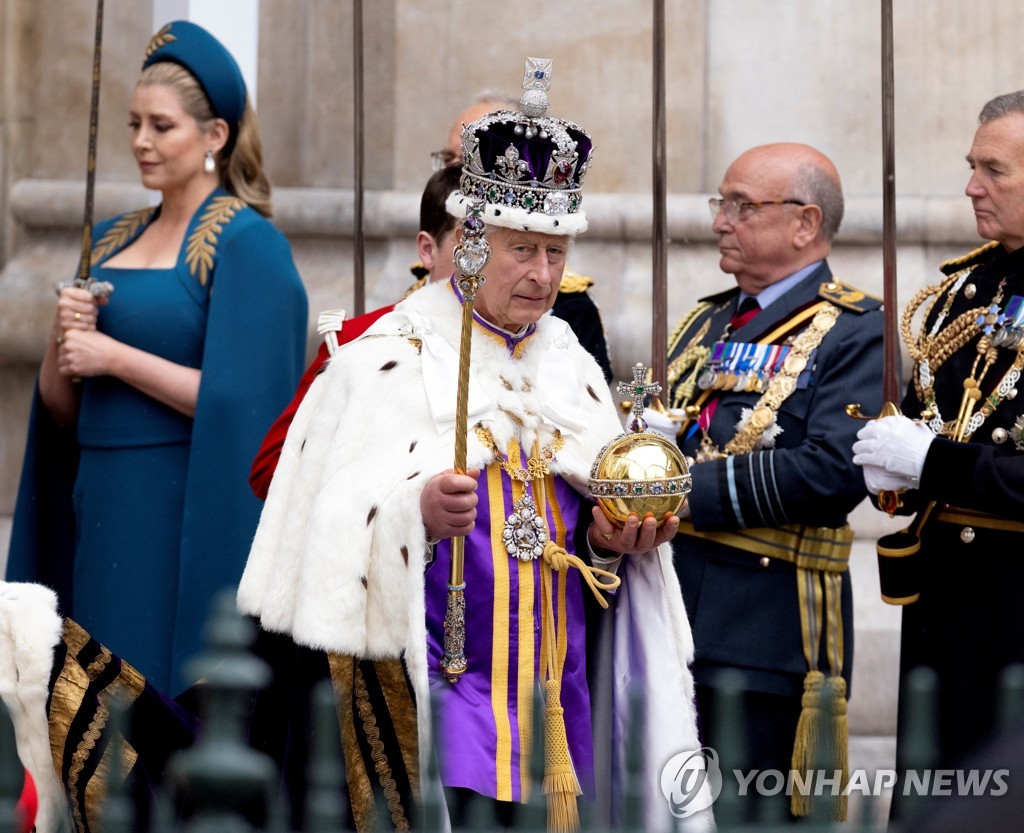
top-left (142, 20), bottom-right (247, 128)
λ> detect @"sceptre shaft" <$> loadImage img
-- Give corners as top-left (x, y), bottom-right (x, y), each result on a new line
top-left (440, 200), bottom-right (490, 684)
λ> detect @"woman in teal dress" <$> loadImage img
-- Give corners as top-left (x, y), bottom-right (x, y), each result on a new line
top-left (6, 21), bottom-right (308, 695)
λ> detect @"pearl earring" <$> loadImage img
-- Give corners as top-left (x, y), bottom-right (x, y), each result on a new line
top-left (204, 150), bottom-right (216, 174)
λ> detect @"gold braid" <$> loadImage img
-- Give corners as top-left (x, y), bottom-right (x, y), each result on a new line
top-left (900, 272), bottom-right (987, 401)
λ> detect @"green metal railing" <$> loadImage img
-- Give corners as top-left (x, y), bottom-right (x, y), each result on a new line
top-left (4, 594), bottom-right (1023, 832)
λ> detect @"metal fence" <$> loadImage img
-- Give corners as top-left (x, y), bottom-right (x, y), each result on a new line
top-left (4, 594), bottom-right (1023, 833)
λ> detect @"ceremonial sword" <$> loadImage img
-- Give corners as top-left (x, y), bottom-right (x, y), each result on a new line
top-left (848, 0), bottom-right (903, 511)
top-left (68, 0), bottom-right (113, 300)
top-left (848, 0), bottom-right (929, 606)
top-left (650, 0), bottom-right (669, 400)
top-left (352, 0), bottom-right (365, 317)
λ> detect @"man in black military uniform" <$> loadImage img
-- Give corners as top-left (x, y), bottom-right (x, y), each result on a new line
top-left (853, 91), bottom-right (1024, 792)
top-left (658, 142), bottom-right (884, 820)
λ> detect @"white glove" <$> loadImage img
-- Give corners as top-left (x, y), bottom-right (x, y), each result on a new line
top-left (641, 407), bottom-right (680, 442)
top-left (852, 415), bottom-right (935, 486)
top-left (860, 463), bottom-right (916, 495)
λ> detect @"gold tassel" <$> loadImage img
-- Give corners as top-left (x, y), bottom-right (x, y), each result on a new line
top-left (789, 670), bottom-right (824, 817)
top-left (789, 672), bottom-right (850, 820)
top-left (543, 677), bottom-right (581, 833)
top-left (829, 676), bottom-right (849, 822)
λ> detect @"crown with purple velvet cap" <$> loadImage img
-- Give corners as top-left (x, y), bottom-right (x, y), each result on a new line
top-left (446, 57), bottom-right (594, 235)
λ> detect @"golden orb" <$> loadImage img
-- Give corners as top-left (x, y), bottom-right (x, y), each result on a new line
top-left (588, 431), bottom-right (691, 527)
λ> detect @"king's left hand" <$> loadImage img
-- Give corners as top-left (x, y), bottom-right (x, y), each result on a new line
top-left (588, 506), bottom-right (680, 555)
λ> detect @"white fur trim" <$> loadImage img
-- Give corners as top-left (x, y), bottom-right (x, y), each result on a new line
top-left (612, 553), bottom-right (714, 831)
top-left (0, 583), bottom-right (69, 833)
top-left (239, 280), bottom-right (619, 655)
top-left (446, 190), bottom-right (588, 235)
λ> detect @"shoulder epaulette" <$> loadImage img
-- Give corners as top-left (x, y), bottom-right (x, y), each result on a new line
top-left (558, 269), bottom-right (594, 294)
top-left (939, 240), bottom-right (1000, 276)
top-left (409, 261), bottom-right (429, 282)
top-left (818, 280), bottom-right (881, 313)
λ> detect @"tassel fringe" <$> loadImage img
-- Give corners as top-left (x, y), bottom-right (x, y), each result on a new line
top-left (543, 678), bottom-right (581, 833)
top-left (789, 671), bottom-right (849, 820)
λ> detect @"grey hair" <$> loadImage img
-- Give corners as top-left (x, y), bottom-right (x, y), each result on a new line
top-left (979, 90), bottom-right (1024, 124)
top-left (792, 163), bottom-right (844, 242)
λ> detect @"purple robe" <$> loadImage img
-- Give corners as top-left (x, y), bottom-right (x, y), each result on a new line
top-left (424, 465), bottom-right (593, 803)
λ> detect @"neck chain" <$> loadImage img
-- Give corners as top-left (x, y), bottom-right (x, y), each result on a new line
top-left (475, 424), bottom-right (563, 482)
top-left (475, 424), bottom-right (564, 562)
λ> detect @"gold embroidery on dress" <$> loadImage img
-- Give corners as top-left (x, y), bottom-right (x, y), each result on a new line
top-left (90, 208), bottom-right (156, 265)
top-left (185, 196), bottom-right (246, 286)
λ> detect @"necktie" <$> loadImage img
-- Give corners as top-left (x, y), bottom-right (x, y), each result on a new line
top-left (730, 296), bottom-right (761, 332)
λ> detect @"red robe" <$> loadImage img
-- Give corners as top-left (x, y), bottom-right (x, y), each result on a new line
top-left (248, 305), bottom-right (394, 500)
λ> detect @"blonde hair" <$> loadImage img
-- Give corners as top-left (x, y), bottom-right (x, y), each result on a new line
top-left (138, 62), bottom-right (273, 217)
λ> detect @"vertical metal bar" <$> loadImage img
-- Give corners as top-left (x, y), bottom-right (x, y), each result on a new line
top-left (880, 0), bottom-right (900, 406)
top-left (352, 0), bottom-right (366, 316)
top-left (77, 0), bottom-right (105, 286)
top-left (651, 0), bottom-right (668, 392)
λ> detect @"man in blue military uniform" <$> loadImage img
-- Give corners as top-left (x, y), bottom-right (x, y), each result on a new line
top-left (853, 91), bottom-right (1024, 811)
top-left (656, 142), bottom-right (884, 820)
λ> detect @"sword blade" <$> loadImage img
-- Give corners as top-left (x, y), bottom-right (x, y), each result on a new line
top-left (880, 0), bottom-right (900, 405)
top-left (352, 0), bottom-right (366, 316)
top-left (76, 0), bottom-right (104, 287)
top-left (651, 0), bottom-right (668, 392)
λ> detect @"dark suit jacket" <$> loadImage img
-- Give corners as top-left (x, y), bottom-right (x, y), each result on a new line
top-left (667, 261), bottom-right (884, 698)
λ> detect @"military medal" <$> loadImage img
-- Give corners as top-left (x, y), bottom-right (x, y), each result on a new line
top-left (697, 367), bottom-right (717, 390)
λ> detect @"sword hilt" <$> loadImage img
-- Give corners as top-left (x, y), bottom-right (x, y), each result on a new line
top-left (847, 400), bottom-right (904, 515)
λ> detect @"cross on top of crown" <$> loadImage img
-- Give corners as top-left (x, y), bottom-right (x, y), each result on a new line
top-left (617, 362), bottom-right (662, 429)
top-left (522, 57), bottom-right (552, 92)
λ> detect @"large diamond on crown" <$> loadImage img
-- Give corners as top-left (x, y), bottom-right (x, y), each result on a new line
top-left (543, 192), bottom-right (570, 215)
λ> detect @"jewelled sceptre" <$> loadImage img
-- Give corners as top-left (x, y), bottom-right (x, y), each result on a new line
top-left (441, 200), bottom-right (490, 684)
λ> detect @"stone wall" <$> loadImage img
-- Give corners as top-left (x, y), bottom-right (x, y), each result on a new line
top-left (2, 0), bottom-right (1023, 779)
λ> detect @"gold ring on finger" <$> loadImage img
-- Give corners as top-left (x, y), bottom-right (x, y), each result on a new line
top-left (74, 311), bottom-right (82, 321)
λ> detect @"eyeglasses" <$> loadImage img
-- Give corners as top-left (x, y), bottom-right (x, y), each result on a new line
top-left (708, 197), bottom-right (806, 223)
top-left (430, 148), bottom-right (459, 172)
